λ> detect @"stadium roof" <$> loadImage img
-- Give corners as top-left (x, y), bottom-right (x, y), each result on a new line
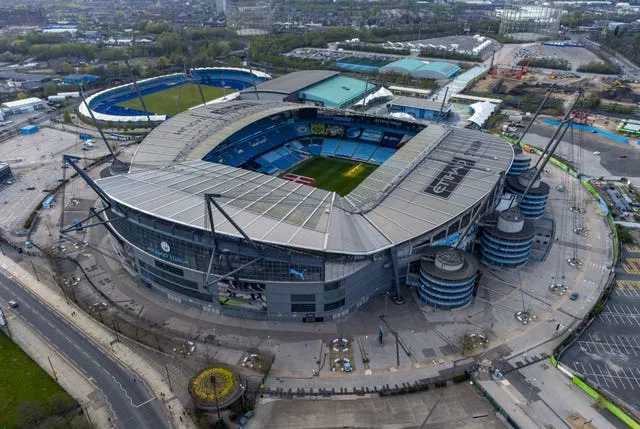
top-left (129, 101), bottom-right (297, 171)
top-left (299, 75), bottom-right (372, 108)
top-left (380, 59), bottom-right (460, 79)
top-left (100, 103), bottom-right (513, 255)
top-left (388, 96), bottom-right (452, 113)
top-left (241, 70), bottom-right (338, 96)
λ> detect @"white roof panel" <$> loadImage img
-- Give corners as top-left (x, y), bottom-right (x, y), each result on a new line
top-left (97, 103), bottom-right (513, 255)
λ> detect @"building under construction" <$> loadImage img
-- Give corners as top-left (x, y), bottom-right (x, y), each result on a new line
top-left (498, 1), bottom-right (563, 41)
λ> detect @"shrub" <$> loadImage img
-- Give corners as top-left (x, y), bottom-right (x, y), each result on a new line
top-left (452, 373), bottom-right (471, 383)
top-left (618, 226), bottom-right (634, 244)
top-left (517, 57), bottom-right (571, 71)
top-left (23, 210), bottom-right (38, 230)
top-left (577, 61), bottom-right (621, 74)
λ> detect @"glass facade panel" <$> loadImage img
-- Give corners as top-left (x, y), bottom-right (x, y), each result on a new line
top-left (291, 303), bottom-right (316, 313)
top-left (139, 260), bottom-right (199, 290)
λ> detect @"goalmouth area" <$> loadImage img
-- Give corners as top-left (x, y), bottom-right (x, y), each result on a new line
top-left (284, 157), bottom-right (377, 196)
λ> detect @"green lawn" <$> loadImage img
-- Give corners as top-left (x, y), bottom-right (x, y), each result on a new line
top-left (0, 331), bottom-right (79, 428)
top-left (118, 83), bottom-right (230, 116)
top-left (285, 157), bottom-right (377, 196)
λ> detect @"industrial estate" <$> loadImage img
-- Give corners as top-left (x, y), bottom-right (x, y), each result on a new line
top-left (1, 1), bottom-right (640, 428)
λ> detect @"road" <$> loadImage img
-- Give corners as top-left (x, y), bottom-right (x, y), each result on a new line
top-left (0, 268), bottom-right (171, 429)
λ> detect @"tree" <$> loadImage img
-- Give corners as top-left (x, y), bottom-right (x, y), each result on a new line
top-left (49, 392), bottom-right (77, 415)
top-left (584, 93), bottom-right (601, 109)
top-left (157, 32), bottom-right (181, 55)
top-left (43, 83), bottom-right (58, 97)
top-left (16, 92), bottom-right (27, 100)
top-left (58, 62), bottom-right (73, 75)
top-left (68, 415), bottom-right (91, 429)
top-left (156, 56), bottom-right (171, 69)
top-left (63, 111), bottom-right (72, 124)
top-left (15, 400), bottom-right (46, 428)
top-left (37, 416), bottom-right (67, 429)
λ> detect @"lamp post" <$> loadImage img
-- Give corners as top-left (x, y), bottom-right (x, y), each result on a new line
top-left (239, 379), bottom-right (246, 411)
top-left (211, 374), bottom-right (222, 423)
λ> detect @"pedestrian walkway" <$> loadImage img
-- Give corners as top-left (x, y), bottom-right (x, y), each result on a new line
top-left (0, 254), bottom-right (196, 429)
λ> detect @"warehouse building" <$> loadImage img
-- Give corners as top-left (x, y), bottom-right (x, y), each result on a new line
top-left (379, 59), bottom-right (460, 80)
top-left (1, 97), bottom-right (45, 115)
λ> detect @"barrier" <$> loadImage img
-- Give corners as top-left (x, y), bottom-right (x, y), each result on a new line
top-left (572, 376), bottom-right (640, 429)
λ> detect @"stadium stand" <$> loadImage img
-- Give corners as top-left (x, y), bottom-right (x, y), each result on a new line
top-left (335, 141), bottom-right (359, 158)
top-left (352, 142), bottom-right (378, 162)
top-left (370, 147), bottom-right (396, 164)
top-left (199, 106), bottom-right (425, 176)
top-left (321, 139), bottom-right (340, 157)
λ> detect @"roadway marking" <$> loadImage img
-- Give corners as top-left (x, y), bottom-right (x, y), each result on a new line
top-left (134, 396), bottom-right (156, 408)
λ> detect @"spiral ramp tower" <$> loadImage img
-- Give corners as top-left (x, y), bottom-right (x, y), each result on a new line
top-left (505, 167), bottom-right (550, 218)
top-left (417, 247), bottom-right (480, 309)
top-left (479, 206), bottom-right (535, 267)
top-left (507, 145), bottom-right (531, 176)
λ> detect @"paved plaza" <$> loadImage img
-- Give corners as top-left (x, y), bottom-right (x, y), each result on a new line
top-left (245, 382), bottom-right (506, 429)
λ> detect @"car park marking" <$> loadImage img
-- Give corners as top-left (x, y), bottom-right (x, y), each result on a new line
top-left (580, 334), bottom-right (640, 357)
top-left (615, 280), bottom-right (640, 297)
top-left (623, 244), bottom-right (640, 254)
top-left (621, 258), bottom-right (640, 275)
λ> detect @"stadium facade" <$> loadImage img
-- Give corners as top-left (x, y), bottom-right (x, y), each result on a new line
top-left (88, 100), bottom-right (513, 321)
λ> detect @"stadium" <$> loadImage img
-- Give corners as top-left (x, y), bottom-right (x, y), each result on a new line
top-left (78, 67), bottom-right (270, 124)
top-left (87, 99), bottom-right (513, 321)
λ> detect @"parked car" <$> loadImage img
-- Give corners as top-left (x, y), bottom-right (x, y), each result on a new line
top-left (8, 300), bottom-right (18, 308)
top-left (569, 292), bottom-right (579, 301)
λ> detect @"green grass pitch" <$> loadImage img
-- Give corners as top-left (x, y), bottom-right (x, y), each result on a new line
top-left (285, 157), bottom-right (377, 196)
top-left (118, 83), bottom-right (230, 116)
top-left (0, 331), bottom-right (77, 427)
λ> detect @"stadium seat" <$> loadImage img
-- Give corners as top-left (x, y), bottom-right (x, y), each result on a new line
top-left (370, 147), bottom-right (395, 164)
top-left (353, 143), bottom-right (377, 161)
top-left (321, 139), bottom-right (340, 156)
top-left (307, 144), bottom-right (322, 156)
top-left (335, 141), bottom-right (358, 158)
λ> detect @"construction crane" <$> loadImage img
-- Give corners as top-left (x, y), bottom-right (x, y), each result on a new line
top-left (515, 42), bottom-right (542, 79)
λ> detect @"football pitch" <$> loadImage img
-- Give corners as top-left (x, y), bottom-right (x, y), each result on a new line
top-left (118, 83), bottom-right (229, 116)
top-left (286, 157), bottom-right (377, 196)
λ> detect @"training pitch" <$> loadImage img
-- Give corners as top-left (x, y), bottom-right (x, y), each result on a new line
top-left (118, 83), bottom-right (230, 116)
top-left (286, 157), bottom-right (377, 196)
